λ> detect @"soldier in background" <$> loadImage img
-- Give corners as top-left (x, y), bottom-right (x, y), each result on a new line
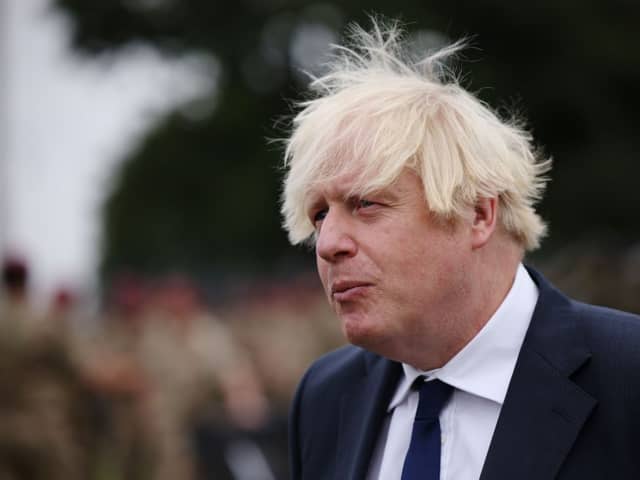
top-left (138, 275), bottom-right (270, 480)
top-left (79, 273), bottom-right (154, 480)
top-left (0, 257), bottom-right (93, 480)
top-left (0, 257), bottom-right (42, 346)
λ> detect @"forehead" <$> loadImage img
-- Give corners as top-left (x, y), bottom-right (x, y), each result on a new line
top-left (306, 168), bottom-right (423, 205)
top-left (307, 170), bottom-right (364, 201)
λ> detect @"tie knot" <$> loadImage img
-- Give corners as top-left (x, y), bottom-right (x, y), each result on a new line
top-left (413, 378), bottom-right (453, 421)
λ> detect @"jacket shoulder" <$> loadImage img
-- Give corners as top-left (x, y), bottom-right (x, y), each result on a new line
top-left (572, 300), bottom-right (640, 364)
top-left (289, 345), bottom-right (374, 479)
top-left (528, 266), bottom-right (640, 364)
top-left (297, 345), bottom-right (376, 396)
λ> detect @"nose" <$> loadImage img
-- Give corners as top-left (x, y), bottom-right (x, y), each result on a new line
top-left (315, 208), bottom-right (358, 263)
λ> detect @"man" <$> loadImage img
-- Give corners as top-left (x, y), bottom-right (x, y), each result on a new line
top-left (280, 19), bottom-right (640, 480)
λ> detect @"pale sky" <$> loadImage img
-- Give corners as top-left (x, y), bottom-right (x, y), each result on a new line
top-left (2, 0), bottom-right (214, 303)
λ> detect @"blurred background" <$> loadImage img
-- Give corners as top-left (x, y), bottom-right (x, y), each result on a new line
top-left (0, 0), bottom-right (639, 478)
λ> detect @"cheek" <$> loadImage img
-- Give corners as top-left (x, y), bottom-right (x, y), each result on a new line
top-left (316, 256), bottom-right (330, 292)
top-left (386, 237), bottom-right (449, 292)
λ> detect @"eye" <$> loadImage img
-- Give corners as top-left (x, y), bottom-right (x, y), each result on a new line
top-left (357, 199), bottom-right (376, 209)
top-left (352, 198), bottom-right (380, 212)
top-left (312, 208), bottom-right (328, 225)
top-left (351, 197), bottom-right (383, 217)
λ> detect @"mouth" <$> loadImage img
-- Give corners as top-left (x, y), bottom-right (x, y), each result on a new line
top-left (331, 280), bottom-right (373, 301)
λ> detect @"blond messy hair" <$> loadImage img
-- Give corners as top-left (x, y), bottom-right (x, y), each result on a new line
top-left (280, 18), bottom-right (551, 251)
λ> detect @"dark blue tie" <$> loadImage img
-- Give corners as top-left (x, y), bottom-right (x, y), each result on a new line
top-left (401, 378), bottom-right (453, 480)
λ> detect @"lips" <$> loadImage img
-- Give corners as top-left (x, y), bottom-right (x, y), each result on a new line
top-left (331, 280), bottom-right (372, 301)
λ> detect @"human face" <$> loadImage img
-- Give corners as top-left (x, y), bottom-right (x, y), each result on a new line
top-left (308, 169), bottom-right (473, 361)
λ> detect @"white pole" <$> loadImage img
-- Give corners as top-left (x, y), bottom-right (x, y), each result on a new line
top-left (0, 0), bottom-right (9, 255)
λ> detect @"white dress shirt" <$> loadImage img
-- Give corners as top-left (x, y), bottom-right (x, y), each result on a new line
top-left (367, 264), bottom-right (539, 480)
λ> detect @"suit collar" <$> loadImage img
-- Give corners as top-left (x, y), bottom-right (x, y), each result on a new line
top-left (336, 351), bottom-right (402, 480)
top-left (480, 266), bottom-right (596, 480)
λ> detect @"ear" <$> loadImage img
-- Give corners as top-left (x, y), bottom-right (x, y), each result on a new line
top-left (471, 197), bottom-right (498, 249)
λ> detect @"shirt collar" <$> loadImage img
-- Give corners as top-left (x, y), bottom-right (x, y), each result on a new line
top-left (388, 264), bottom-right (538, 411)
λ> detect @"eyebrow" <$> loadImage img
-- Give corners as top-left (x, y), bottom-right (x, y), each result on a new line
top-left (355, 187), bottom-right (399, 203)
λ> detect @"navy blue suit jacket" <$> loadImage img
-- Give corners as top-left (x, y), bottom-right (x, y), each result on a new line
top-left (289, 269), bottom-right (640, 479)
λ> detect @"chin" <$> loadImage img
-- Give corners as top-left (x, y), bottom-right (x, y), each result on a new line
top-left (341, 312), bottom-right (387, 350)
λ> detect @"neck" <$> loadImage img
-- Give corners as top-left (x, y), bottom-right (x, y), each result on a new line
top-left (406, 239), bottom-right (523, 371)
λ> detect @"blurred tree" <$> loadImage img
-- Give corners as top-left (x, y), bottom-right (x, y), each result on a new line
top-left (54, 0), bottom-right (640, 285)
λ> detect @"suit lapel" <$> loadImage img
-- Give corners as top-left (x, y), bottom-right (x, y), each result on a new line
top-left (336, 353), bottom-right (402, 480)
top-left (480, 268), bottom-right (597, 480)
